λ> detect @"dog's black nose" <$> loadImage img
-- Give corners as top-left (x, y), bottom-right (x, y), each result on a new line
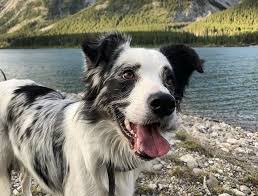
top-left (148, 93), bottom-right (176, 118)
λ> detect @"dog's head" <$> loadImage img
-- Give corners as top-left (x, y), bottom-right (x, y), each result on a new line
top-left (160, 44), bottom-right (204, 103)
top-left (81, 33), bottom-right (204, 162)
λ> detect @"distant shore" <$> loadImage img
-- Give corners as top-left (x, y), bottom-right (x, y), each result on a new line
top-left (1, 30), bottom-right (258, 49)
top-left (1, 42), bottom-right (258, 50)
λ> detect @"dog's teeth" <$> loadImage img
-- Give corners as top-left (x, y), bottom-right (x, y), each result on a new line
top-left (124, 119), bottom-right (131, 131)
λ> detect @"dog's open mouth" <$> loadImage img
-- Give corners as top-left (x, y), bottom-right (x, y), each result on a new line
top-left (115, 109), bottom-right (171, 160)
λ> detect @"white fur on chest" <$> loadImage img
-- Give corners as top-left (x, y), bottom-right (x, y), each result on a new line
top-left (63, 103), bottom-right (139, 196)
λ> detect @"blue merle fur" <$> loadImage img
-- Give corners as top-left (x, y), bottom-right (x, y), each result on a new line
top-left (7, 85), bottom-right (75, 193)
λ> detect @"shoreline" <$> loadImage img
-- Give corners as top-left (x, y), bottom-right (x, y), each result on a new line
top-left (182, 112), bottom-right (257, 133)
top-left (10, 93), bottom-right (258, 195)
top-left (1, 43), bottom-right (258, 50)
top-left (1, 31), bottom-right (258, 50)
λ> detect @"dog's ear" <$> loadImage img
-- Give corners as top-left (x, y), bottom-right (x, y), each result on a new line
top-left (160, 44), bottom-right (204, 102)
top-left (82, 32), bottom-right (130, 69)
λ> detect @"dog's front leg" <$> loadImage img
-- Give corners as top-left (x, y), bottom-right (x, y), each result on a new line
top-left (19, 168), bottom-right (32, 196)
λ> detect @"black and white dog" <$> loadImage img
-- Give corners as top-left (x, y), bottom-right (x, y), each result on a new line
top-left (0, 33), bottom-right (203, 196)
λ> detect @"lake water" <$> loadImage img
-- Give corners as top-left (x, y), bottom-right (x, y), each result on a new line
top-left (0, 47), bottom-right (257, 131)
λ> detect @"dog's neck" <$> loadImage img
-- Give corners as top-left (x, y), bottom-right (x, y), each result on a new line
top-left (65, 102), bottom-right (142, 167)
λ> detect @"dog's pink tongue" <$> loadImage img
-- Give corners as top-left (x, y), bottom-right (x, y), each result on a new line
top-left (133, 124), bottom-right (170, 158)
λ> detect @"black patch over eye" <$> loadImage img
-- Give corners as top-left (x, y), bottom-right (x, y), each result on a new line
top-left (122, 70), bottom-right (135, 80)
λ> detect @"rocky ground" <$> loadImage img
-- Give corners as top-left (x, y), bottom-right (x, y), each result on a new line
top-left (135, 114), bottom-right (258, 196)
top-left (11, 113), bottom-right (258, 196)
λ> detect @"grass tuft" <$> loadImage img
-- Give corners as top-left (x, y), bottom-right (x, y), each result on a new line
top-left (175, 130), bottom-right (188, 141)
top-left (243, 174), bottom-right (258, 186)
top-left (176, 130), bottom-right (213, 157)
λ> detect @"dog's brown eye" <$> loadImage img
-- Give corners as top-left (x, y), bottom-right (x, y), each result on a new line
top-left (122, 70), bottom-right (135, 80)
top-left (166, 76), bottom-right (174, 86)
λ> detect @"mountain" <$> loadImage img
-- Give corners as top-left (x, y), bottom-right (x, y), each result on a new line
top-left (0, 0), bottom-right (47, 34)
top-left (0, 0), bottom-right (93, 34)
top-left (173, 0), bottom-right (241, 22)
top-left (0, 0), bottom-right (240, 35)
top-left (48, 0), bottom-right (95, 18)
top-left (185, 0), bottom-right (258, 35)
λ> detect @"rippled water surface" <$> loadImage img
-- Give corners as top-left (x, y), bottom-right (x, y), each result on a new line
top-left (0, 49), bottom-right (84, 92)
top-left (0, 47), bottom-right (257, 130)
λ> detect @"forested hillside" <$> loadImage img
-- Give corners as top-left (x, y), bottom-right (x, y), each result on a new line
top-left (44, 0), bottom-right (190, 34)
top-left (0, 0), bottom-right (240, 35)
top-left (43, 0), bottom-right (241, 34)
top-left (186, 0), bottom-right (258, 36)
